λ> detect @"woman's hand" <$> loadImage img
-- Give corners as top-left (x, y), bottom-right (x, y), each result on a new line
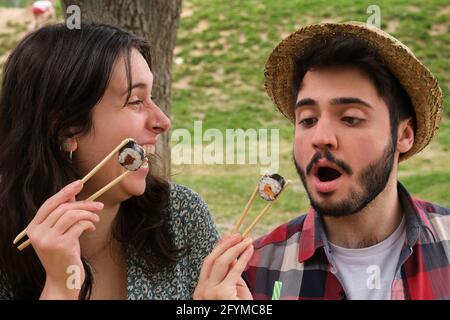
top-left (25, 180), bottom-right (103, 299)
top-left (194, 234), bottom-right (254, 300)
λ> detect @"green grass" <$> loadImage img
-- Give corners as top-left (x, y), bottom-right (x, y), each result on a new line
top-left (401, 171), bottom-right (450, 205)
top-left (172, 0), bottom-right (450, 236)
top-left (0, 0), bottom-right (448, 237)
top-left (0, 0), bottom-right (62, 12)
top-left (0, 1), bottom-right (62, 71)
top-left (0, 0), bottom-right (34, 7)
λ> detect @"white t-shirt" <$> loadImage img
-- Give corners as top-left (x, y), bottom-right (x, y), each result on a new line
top-left (329, 217), bottom-right (406, 300)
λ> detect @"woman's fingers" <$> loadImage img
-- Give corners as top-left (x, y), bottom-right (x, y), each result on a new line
top-left (209, 237), bottom-right (253, 286)
top-left (42, 201), bottom-right (103, 228)
top-left (223, 244), bottom-right (254, 287)
top-left (195, 235), bottom-right (254, 300)
top-left (64, 220), bottom-right (97, 239)
top-left (53, 210), bottom-right (100, 235)
top-left (198, 234), bottom-right (243, 284)
top-left (33, 180), bottom-right (83, 225)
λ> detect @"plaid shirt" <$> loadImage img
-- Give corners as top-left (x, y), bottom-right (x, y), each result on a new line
top-left (244, 182), bottom-right (450, 300)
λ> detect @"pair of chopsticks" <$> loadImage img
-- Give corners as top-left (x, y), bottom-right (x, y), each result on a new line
top-left (13, 138), bottom-right (138, 251)
top-left (231, 180), bottom-right (290, 237)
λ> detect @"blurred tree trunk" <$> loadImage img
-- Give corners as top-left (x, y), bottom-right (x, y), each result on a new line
top-left (61, 0), bottom-right (183, 178)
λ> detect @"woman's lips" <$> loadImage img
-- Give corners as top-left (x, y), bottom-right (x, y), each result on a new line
top-left (134, 161), bottom-right (149, 177)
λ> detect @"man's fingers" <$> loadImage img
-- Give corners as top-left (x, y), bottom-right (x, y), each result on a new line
top-left (34, 180), bottom-right (83, 224)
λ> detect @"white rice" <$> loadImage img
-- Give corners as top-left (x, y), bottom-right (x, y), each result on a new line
top-left (258, 176), bottom-right (283, 201)
top-left (118, 147), bottom-right (144, 171)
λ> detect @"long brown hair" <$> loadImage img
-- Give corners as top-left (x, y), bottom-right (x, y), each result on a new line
top-left (0, 22), bottom-right (183, 299)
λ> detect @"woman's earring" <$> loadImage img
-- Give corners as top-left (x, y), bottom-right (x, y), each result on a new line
top-left (62, 140), bottom-right (76, 162)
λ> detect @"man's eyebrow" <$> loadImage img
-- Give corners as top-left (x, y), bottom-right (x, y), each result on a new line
top-left (295, 98), bottom-right (317, 108)
top-left (121, 82), bottom-right (147, 96)
top-left (295, 97), bottom-right (374, 110)
top-left (330, 97), bottom-right (374, 109)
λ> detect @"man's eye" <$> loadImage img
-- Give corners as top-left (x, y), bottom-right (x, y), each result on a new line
top-left (299, 118), bottom-right (317, 127)
top-left (342, 117), bottom-right (361, 125)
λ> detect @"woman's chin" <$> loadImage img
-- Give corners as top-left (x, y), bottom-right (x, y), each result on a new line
top-left (131, 185), bottom-right (147, 197)
top-left (123, 179), bottom-right (147, 198)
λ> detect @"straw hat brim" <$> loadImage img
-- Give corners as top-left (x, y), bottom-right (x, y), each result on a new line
top-left (264, 22), bottom-right (443, 161)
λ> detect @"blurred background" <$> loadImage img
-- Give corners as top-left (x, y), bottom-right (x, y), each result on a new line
top-left (0, 0), bottom-right (448, 237)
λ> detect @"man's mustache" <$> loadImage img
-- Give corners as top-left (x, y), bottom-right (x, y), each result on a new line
top-left (306, 149), bottom-right (353, 175)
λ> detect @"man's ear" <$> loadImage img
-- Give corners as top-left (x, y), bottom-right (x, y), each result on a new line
top-left (397, 118), bottom-right (414, 154)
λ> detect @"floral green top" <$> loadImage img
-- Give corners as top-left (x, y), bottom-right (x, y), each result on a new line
top-left (0, 183), bottom-right (220, 300)
top-left (126, 183), bottom-right (219, 299)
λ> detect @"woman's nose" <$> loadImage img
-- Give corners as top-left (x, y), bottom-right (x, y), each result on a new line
top-left (148, 102), bottom-right (171, 134)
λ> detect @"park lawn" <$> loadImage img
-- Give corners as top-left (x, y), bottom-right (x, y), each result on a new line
top-left (171, 0), bottom-right (450, 236)
top-left (0, 0), bottom-right (61, 9)
top-left (0, 0), bottom-right (448, 237)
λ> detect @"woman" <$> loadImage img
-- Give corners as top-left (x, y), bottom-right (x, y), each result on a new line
top-left (0, 22), bottom-right (219, 300)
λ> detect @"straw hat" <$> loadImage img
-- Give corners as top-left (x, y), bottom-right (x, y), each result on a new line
top-left (264, 22), bottom-right (443, 161)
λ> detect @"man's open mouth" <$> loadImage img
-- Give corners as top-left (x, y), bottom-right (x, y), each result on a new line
top-left (317, 167), bottom-right (342, 181)
top-left (313, 162), bottom-right (343, 182)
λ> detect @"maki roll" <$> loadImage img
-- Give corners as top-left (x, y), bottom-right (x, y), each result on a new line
top-left (258, 173), bottom-right (286, 201)
top-left (118, 140), bottom-right (145, 171)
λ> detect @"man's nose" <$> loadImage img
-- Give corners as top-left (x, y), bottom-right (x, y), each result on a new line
top-left (311, 117), bottom-right (338, 152)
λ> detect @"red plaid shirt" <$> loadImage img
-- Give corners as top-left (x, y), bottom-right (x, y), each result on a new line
top-left (244, 183), bottom-right (450, 300)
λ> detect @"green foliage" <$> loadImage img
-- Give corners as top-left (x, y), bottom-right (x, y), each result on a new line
top-left (0, 0), bottom-right (448, 236)
top-left (172, 0), bottom-right (450, 235)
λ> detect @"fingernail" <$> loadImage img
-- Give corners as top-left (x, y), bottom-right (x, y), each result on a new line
top-left (70, 180), bottom-right (82, 189)
top-left (95, 202), bottom-right (104, 209)
top-left (243, 237), bottom-right (253, 244)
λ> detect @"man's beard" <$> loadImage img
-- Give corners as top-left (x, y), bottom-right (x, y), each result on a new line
top-left (295, 142), bottom-right (395, 217)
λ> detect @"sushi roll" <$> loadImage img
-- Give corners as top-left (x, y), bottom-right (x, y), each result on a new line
top-left (258, 173), bottom-right (286, 201)
top-left (118, 140), bottom-right (145, 171)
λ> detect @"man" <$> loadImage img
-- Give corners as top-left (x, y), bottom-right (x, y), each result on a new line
top-left (194, 22), bottom-right (449, 300)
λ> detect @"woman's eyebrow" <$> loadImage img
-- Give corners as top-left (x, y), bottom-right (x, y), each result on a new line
top-left (121, 82), bottom-right (147, 96)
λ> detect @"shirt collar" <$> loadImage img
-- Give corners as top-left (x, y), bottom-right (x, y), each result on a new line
top-left (298, 182), bottom-right (437, 263)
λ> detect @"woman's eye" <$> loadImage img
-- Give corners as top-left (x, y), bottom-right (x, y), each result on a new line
top-left (127, 100), bottom-right (144, 110)
top-left (299, 118), bottom-right (317, 127)
top-left (342, 117), bottom-right (361, 125)
top-left (128, 100), bottom-right (143, 106)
